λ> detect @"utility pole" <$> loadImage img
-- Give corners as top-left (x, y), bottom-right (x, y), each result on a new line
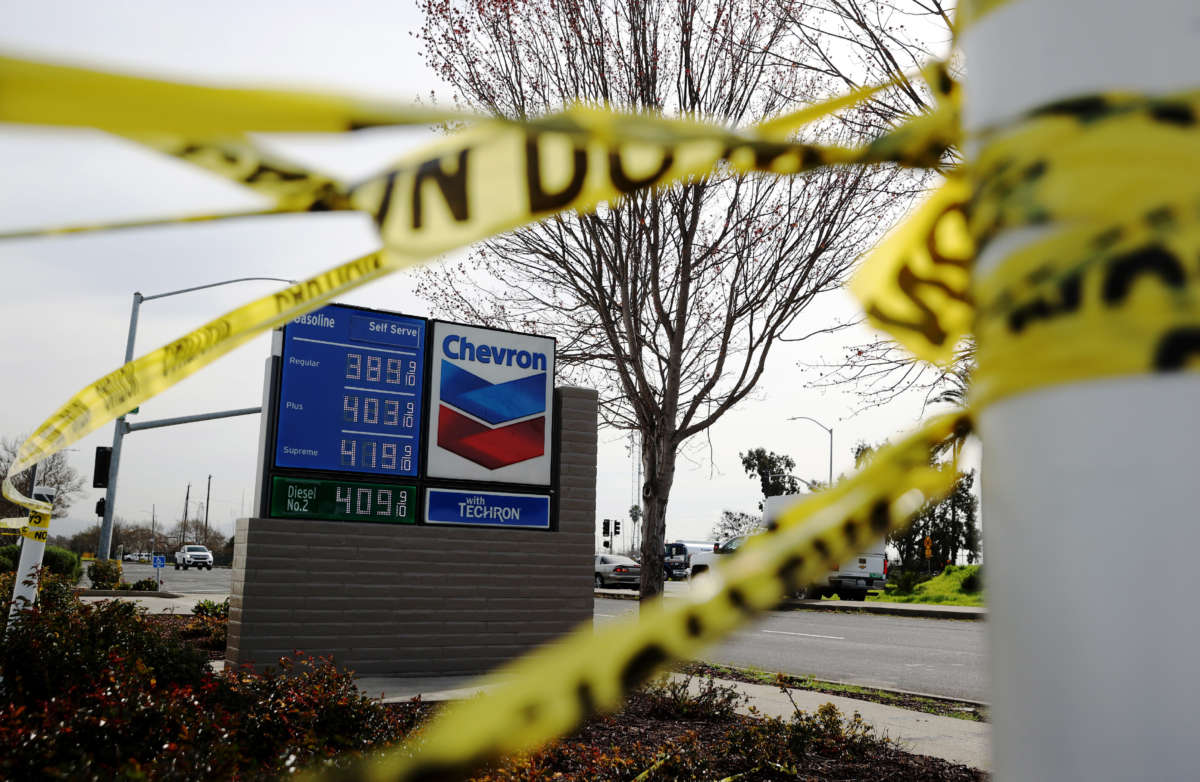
top-left (150, 504), bottom-right (156, 554)
top-left (963, 1), bottom-right (1198, 778)
top-left (204, 474), bottom-right (212, 543)
top-left (182, 483), bottom-right (190, 546)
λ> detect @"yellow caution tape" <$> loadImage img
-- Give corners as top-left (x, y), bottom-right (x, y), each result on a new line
top-left (0, 55), bottom-right (957, 244)
top-left (0, 54), bottom-right (478, 134)
top-left (2, 22), bottom-right (1198, 780)
top-left (849, 178), bottom-right (974, 364)
top-left (2, 250), bottom-right (396, 512)
top-left (954, 0), bottom-right (1019, 34)
top-left (19, 510), bottom-right (49, 544)
top-left (308, 414), bottom-right (963, 782)
top-left (0, 54), bottom-right (955, 515)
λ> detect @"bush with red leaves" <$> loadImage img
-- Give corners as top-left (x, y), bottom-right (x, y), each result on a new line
top-left (0, 583), bottom-right (414, 780)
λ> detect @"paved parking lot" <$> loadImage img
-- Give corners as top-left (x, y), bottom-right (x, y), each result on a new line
top-left (84, 561), bottom-right (232, 595)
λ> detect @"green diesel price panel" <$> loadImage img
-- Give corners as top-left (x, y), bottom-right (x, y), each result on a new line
top-left (270, 476), bottom-right (417, 524)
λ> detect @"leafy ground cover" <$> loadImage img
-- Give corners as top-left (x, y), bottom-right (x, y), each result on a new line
top-left (868, 565), bottom-right (984, 607)
top-left (2, 573), bottom-right (986, 779)
top-left (449, 678), bottom-right (986, 781)
top-left (681, 662), bottom-right (988, 723)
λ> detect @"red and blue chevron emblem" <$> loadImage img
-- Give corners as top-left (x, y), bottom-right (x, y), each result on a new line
top-left (437, 360), bottom-right (546, 469)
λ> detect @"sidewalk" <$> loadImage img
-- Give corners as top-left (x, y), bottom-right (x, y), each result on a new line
top-left (689, 676), bottom-right (990, 772)
top-left (78, 591), bottom-right (227, 614)
top-left (358, 672), bottom-right (989, 772)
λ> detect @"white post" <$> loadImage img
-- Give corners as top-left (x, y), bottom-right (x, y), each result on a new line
top-left (7, 471), bottom-right (54, 625)
top-left (961, 1), bottom-right (1200, 779)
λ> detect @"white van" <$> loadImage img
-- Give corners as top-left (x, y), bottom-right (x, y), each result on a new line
top-left (764, 493), bottom-right (886, 600)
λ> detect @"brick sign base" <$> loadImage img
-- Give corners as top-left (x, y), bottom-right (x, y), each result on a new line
top-left (226, 387), bottom-right (597, 676)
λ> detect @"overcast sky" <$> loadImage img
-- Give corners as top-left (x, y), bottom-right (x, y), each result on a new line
top-left (0, 1), bottom-right (973, 548)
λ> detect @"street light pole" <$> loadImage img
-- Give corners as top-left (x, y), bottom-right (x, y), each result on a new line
top-left (97, 276), bottom-right (295, 560)
top-left (788, 416), bottom-right (833, 487)
top-left (204, 474), bottom-right (212, 543)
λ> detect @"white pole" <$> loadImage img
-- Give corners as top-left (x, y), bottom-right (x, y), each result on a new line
top-left (7, 467), bottom-right (54, 625)
top-left (961, 2), bottom-right (1200, 779)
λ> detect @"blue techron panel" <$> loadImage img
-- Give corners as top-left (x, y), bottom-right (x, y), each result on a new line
top-left (275, 305), bottom-right (426, 478)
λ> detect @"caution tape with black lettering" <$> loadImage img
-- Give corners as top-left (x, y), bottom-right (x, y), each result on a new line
top-left (2, 11), bottom-right (1199, 778)
top-left (0, 54), bottom-right (956, 512)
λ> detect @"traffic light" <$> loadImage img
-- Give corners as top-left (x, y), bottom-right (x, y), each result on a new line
top-left (93, 446), bottom-right (112, 488)
top-left (95, 497), bottom-right (106, 518)
top-left (602, 519), bottom-right (610, 536)
top-left (613, 520), bottom-right (621, 535)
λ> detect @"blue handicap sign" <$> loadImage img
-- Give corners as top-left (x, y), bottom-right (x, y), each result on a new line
top-left (152, 555), bottom-right (166, 568)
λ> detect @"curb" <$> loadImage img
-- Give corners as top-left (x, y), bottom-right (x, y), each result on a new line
top-left (707, 665), bottom-right (991, 708)
top-left (593, 588), bottom-right (640, 600)
top-left (781, 599), bottom-right (986, 620)
top-left (594, 590), bottom-right (985, 619)
top-left (76, 589), bottom-right (183, 598)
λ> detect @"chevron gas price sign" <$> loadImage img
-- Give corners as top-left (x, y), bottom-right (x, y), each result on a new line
top-left (263, 305), bottom-right (555, 528)
top-left (275, 304), bottom-right (425, 478)
top-left (426, 322), bottom-right (555, 487)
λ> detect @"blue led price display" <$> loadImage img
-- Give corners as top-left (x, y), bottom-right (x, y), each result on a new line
top-left (275, 305), bottom-right (426, 477)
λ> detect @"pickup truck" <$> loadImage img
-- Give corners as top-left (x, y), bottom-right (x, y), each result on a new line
top-left (764, 493), bottom-right (885, 600)
top-left (689, 495), bottom-right (886, 600)
top-left (175, 544), bottom-right (214, 570)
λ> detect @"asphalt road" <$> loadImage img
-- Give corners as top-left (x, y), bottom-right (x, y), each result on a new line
top-left (594, 592), bottom-right (988, 702)
top-left (93, 567), bottom-right (987, 700)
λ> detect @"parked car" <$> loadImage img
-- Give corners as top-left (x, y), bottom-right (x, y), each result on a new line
top-left (594, 554), bottom-right (641, 589)
top-left (175, 544), bottom-right (213, 570)
top-left (688, 535), bottom-right (745, 578)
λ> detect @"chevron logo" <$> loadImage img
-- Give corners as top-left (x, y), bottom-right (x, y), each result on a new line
top-left (437, 360), bottom-right (546, 469)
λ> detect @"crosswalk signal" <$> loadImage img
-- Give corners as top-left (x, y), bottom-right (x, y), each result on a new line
top-left (95, 497), bottom-right (106, 518)
top-left (602, 519), bottom-right (610, 536)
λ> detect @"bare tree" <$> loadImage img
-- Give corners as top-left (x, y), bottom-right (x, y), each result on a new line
top-left (417, 0), bottom-right (931, 597)
top-left (0, 435), bottom-right (86, 520)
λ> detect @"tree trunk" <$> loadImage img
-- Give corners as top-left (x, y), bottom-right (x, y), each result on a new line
top-left (638, 429), bottom-right (676, 599)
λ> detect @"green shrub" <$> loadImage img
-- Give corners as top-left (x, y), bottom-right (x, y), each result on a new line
top-left (0, 544), bottom-right (80, 582)
top-left (42, 545), bottom-right (81, 582)
top-left (193, 597), bottom-right (230, 619)
top-left (641, 673), bottom-right (747, 720)
top-left (0, 570), bottom-right (76, 615)
top-left (131, 577), bottom-right (158, 591)
top-left (960, 566), bottom-right (983, 593)
top-left (785, 702), bottom-right (881, 761)
top-left (86, 558), bottom-right (121, 589)
top-left (892, 570), bottom-right (928, 595)
top-left (0, 552), bottom-right (13, 573)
